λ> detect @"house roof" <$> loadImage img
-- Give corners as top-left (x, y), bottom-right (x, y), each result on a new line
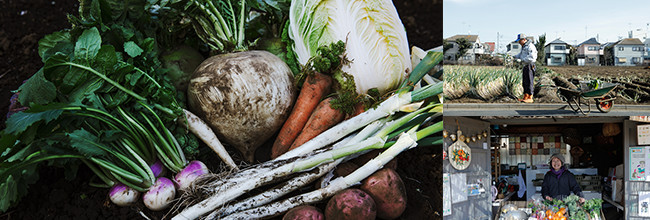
top-left (578, 38), bottom-right (600, 46)
top-left (599, 42), bottom-right (616, 49)
top-left (616, 38), bottom-right (644, 45)
top-left (445, 35), bottom-right (479, 42)
top-left (546, 38), bottom-right (568, 46)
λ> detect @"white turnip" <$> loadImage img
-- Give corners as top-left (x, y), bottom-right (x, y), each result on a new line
top-left (187, 50), bottom-right (296, 162)
top-left (143, 177), bottom-right (176, 211)
top-left (174, 160), bottom-right (210, 191)
top-left (109, 183), bottom-right (139, 207)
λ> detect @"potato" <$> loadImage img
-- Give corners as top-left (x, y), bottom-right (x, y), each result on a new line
top-left (283, 205), bottom-right (324, 220)
top-left (325, 188), bottom-right (376, 220)
top-left (360, 168), bottom-right (407, 219)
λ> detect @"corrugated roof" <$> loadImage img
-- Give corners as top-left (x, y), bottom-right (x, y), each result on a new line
top-left (616, 38), bottom-right (643, 45)
top-left (578, 38), bottom-right (600, 46)
top-left (445, 34), bottom-right (479, 42)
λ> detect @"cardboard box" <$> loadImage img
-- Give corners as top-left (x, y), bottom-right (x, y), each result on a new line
top-left (615, 164), bottom-right (624, 179)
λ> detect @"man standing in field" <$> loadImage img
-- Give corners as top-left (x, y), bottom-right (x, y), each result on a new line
top-left (513, 33), bottom-right (537, 103)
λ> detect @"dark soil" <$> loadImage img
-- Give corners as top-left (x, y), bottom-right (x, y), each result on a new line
top-left (393, 0), bottom-right (443, 50)
top-left (0, 1), bottom-right (442, 220)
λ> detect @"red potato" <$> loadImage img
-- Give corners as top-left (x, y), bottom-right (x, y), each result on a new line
top-left (325, 188), bottom-right (376, 220)
top-left (360, 168), bottom-right (407, 220)
top-left (283, 205), bottom-right (325, 220)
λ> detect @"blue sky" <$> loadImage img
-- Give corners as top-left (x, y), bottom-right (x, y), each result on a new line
top-left (444, 0), bottom-right (650, 53)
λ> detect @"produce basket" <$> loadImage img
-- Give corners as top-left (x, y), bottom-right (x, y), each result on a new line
top-left (495, 201), bottom-right (532, 219)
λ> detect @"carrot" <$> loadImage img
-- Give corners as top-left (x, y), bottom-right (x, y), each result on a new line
top-left (271, 72), bottom-right (333, 159)
top-left (288, 97), bottom-right (345, 151)
top-left (343, 101), bottom-right (366, 120)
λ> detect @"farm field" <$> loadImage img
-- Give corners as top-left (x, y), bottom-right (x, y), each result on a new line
top-left (445, 65), bottom-right (650, 104)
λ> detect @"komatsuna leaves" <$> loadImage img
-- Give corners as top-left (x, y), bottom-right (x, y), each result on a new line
top-left (4, 109), bottom-right (64, 134)
top-left (124, 41), bottom-right (143, 58)
top-left (95, 45), bottom-right (118, 73)
top-left (38, 30), bottom-right (72, 62)
top-left (74, 27), bottom-right (102, 62)
top-left (0, 164), bottom-right (39, 212)
top-left (17, 69), bottom-right (57, 106)
top-left (43, 53), bottom-right (72, 86)
top-left (68, 129), bottom-right (108, 158)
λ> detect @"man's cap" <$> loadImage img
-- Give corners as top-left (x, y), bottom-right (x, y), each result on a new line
top-left (516, 33), bottom-right (527, 42)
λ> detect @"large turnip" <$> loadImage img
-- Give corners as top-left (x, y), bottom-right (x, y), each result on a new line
top-left (188, 50), bottom-right (296, 162)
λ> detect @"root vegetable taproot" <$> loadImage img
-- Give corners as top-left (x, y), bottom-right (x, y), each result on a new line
top-left (188, 51), bottom-right (296, 163)
top-left (271, 71), bottom-right (333, 159)
top-left (288, 97), bottom-right (345, 152)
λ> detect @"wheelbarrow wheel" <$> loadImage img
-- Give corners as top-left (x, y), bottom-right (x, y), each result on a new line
top-left (596, 96), bottom-right (614, 113)
top-left (568, 96), bottom-right (590, 115)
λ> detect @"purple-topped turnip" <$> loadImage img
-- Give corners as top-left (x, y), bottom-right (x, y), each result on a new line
top-left (174, 160), bottom-right (210, 191)
top-left (109, 183), bottom-right (140, 207)
top-left (143, 177), bottom-right (176, 211)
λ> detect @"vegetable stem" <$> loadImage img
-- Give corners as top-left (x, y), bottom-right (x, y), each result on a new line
top-left (48, 62), bottom-right (146, 101)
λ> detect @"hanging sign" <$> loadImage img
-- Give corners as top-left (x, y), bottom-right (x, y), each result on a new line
top-left (449, 138), bottom-right (471, 170)
top-left (638, 124), bottom-right (650, 145)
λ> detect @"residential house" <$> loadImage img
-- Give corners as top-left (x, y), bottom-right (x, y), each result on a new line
top-left (443, 35), bottom-right (485, 64)
top-left (576, 38), bottom-right (601, 66)
top-left (612, 38), bottom-right (644, 66)
top-left (644, 38), bottom-right (650, 64)
top-left (506, 36), bottom-right (535, 57)
top-left (484, 42), bottom-right (495, 55)
top-left (544, 39), bottom-right (570, 66)
top-left (600, 42), bottom-right (616, 66)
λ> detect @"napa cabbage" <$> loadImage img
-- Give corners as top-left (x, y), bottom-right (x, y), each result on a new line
top-left (288, 0), bottom-right (411, 95)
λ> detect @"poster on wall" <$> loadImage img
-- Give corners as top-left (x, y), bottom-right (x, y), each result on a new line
top-left (443, 173), bottom-right (452, 216)
top-left (630, 147), bottom-right (646, 181)
top-left (451, 173), bottom-right (468, 204)
top-left (647, 147), bottom-right (650, 182)
top-left (639, 191), bottom-right (650, 217)
top-left (639, 124), bottom-right (650, 145)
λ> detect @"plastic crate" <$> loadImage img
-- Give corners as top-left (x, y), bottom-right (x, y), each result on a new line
top-left (583, 185), bottom-right (602, 191)
top-left (580, 179), bottom-right (601, 186)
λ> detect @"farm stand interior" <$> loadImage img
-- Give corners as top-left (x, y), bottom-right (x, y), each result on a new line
top-left (442, 116), bottom-right (650, 219)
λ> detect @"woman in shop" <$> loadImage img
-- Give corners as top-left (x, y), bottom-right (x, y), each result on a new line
top-left (541, 154), bottom-right (586, 203)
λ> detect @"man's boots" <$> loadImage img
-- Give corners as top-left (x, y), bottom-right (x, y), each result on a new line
top-left (518, 94), bottom-right (534, 103)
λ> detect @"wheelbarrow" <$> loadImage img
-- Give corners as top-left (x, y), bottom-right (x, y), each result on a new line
top-left (556, 82), bottom-right (618, 115)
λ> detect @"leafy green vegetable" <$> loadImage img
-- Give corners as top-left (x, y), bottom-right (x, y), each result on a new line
top-left (288, 0), bottom-right (411, 95)
top-left (0, 0), bottom-right (204, 211)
